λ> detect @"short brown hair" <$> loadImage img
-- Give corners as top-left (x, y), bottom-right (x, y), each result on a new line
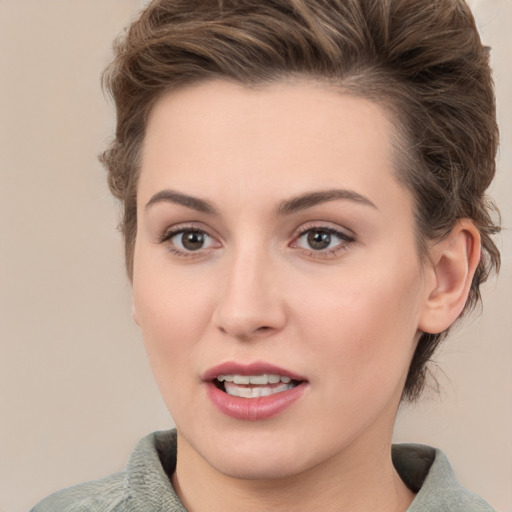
top-left (101, 0), bottom-right (500, 401)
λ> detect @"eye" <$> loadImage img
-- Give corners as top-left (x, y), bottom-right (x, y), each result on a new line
top-left (161, 228), bottom-right (219, 254)
top-left (291, 226), bottom-right (354, 254)
top-left (304, 230), bottom-right (335, 250)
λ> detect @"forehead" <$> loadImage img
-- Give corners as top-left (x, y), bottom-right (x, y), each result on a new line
top-left (139, 79), bottom-right (410, 215)
top-left (144, 78), bottom-right (393, 158)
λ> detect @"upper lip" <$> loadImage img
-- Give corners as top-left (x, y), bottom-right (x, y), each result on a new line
top-left (202, 361), bottom-right (307, 382)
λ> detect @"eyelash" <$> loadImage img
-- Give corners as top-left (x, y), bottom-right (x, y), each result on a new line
top-left (158, 224), bottom-right (355, 259)
top-left (291, 225), bottom-right (355, 259)
top-left (159, 225), bottom-right (219, 258)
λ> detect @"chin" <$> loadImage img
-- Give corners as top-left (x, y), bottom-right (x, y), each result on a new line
top-left (209, 452), bottom-right (310, 481)
top-left (188, 426), bottom-right (323, 481)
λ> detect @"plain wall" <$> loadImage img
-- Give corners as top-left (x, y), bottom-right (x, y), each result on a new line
top-left (0, 1), bottom-right (510, 511)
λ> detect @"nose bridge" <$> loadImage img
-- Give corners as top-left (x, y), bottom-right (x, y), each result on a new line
top-left (214, 240), bottom-right (286, 339)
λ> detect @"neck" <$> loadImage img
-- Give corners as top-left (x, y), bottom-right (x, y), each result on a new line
top-left (172, 430), bottom-right (415, 512)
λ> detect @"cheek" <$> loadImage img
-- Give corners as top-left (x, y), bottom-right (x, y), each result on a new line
top-left (132, 262), bottom-right (216, 390)
top-left (133, 243), bottom-right (215, 335)
top-left (296, 259), bottom-right (423, 384)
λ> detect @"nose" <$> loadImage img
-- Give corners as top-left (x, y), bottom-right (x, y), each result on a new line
top-left (213, 249), bottom-right (287, 341)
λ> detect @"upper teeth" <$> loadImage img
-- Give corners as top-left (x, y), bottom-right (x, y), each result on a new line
top-left (217, 374), bottom-right (292, 385)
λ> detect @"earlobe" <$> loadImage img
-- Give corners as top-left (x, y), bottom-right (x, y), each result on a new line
top-left (132, 300), bottom-right (140, 326)
top-left (419, 220), bottom-right (481, 334)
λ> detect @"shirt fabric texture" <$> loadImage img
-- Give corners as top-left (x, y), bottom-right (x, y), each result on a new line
top-left (30, 429), bottom-right (496, 511)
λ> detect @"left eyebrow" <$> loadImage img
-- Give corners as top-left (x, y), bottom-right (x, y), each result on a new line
top-left (277, 189), bottom-right (378, 215)
top-left (145, 189), bottom-right (219, 215)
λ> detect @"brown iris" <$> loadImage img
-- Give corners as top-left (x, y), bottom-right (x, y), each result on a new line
top-left (307, 230), bottom-right (332, 250)
top-left (181, 231), bottom-right (206, 251)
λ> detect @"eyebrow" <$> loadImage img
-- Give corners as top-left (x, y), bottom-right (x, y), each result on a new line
top-left (145, 188), bottom-right (377, 216)
top-left (277, 189), bottom-right (377, 215)
top-left (145, 190), bottom-right (219, 214)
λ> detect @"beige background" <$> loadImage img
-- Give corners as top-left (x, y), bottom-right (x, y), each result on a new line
top-left (0, 1), bottom-right (510, 511)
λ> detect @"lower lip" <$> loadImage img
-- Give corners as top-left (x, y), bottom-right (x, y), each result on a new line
top-left (206, 381), bottom-right (307, 421)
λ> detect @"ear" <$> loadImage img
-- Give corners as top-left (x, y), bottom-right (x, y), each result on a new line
top-left (132, 299), bottom-right (140, 326)
top-left (419, 220), bottom-right (481, 334)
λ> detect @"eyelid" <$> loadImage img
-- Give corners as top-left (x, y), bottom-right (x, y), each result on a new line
top-left (291, 221), bottom-right (355, 240)
top-left (158, 222), bottom-right (216, 242)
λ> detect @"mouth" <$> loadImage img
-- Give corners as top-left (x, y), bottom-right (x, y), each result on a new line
top-left (213, 374), bottom-right (302, 398)
top-left (203, 362), bottom-right (308, 420)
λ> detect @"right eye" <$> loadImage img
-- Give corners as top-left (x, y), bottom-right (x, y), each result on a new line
top-left (161, 228), bottom-right (220, 255)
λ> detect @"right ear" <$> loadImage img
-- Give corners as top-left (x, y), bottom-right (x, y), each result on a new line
top-left (132, 300), bottom-right (140, 326)
top-left (417, 220), bottom-right (481, 334)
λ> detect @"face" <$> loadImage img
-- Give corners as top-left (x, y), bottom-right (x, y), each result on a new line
top-left (133, 79), bottom-right (431, 480)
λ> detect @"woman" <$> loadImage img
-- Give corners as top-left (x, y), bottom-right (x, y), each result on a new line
top-left (31, 0), bottom-right (501, 510)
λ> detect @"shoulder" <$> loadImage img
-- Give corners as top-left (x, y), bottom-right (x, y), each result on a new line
top-left (29, 471), bottom-right (132, 512)
top-left (30, 430), bottom-right (184, 512)
top-left (393, 443), bottom-right (497, 512)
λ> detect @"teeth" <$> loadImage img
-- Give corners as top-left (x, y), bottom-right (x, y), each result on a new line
top-left (224, 381), bottom-right (294, 398)
top-left (216, 374), bottom-right (294, 385)
top-left (247, 375), bottom-right (267, 385)
top-left (215, 374), bottom-right (301, 398)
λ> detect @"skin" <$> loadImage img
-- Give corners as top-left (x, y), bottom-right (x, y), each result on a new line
top-left (132, 79), bottom-right (479, 512)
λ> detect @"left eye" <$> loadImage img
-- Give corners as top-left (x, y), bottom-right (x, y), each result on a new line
top-left (168, 229), bottom-right (215, 252)
top-left (294, 228), bottom-right (351, 251)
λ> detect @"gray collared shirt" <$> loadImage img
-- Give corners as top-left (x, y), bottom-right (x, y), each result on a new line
top-left (30, 429), bottom-right (496, 511)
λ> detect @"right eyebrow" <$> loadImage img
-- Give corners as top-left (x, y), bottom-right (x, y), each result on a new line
top-left (277, 189), bottom-right (378, 215)
top-left (145, 190), bottom-right (219, 215)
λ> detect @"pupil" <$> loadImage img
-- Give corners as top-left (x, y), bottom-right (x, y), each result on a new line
top-left (308, 230), bottom-right (331, 250)
top-left (182, 231), bottom-right (205, 250)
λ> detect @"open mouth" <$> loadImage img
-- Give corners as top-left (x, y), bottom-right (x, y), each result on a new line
top-left (213, 374), bottom-right (302, 398)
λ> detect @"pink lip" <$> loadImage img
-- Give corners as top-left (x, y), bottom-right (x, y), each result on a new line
top-left (203, 361), bottom-right (308, 421)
